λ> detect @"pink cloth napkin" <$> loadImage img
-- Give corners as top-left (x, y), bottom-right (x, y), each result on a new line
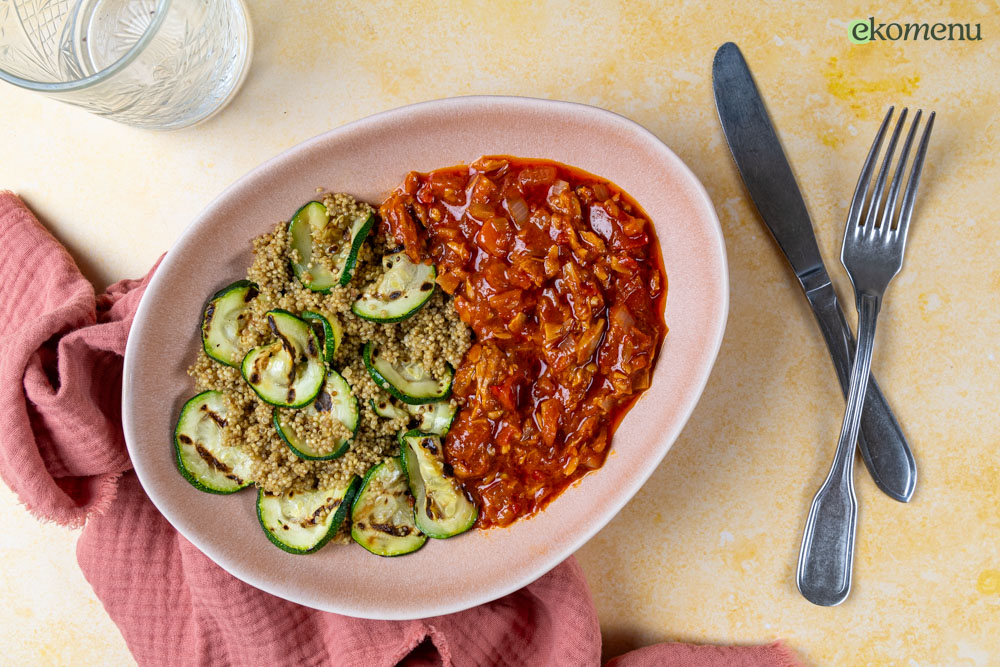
top-left (0, 191), bottom-right (802, 667)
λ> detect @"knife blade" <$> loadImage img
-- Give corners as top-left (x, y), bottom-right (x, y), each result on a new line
top-left (712, 41), bottom-right (916, 502)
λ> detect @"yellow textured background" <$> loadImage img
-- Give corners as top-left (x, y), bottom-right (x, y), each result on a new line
top-left (1, 1), bottom-right (998, 665)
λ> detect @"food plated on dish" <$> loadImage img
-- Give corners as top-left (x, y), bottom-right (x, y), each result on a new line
top-left (123, 96), bottom-right (727, 618)
top-left (175, 156), bottom-right (666, 557)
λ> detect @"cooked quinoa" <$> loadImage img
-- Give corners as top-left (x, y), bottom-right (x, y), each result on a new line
top-left (188, 193), bottom-right (471, 501)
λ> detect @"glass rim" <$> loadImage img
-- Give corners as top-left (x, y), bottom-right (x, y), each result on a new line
top-left (0, 0), bottom-right (172, 93)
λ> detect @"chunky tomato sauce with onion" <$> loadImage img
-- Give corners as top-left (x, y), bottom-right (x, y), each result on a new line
top-left (380, 156), bottom-right (667, 527)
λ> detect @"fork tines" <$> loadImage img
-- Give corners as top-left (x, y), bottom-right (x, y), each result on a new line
top-left (847, 106), bottom-right (936, 242)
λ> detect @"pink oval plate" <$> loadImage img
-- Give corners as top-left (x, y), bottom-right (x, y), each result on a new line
top-left (123, 96), bottom-right (729, 620)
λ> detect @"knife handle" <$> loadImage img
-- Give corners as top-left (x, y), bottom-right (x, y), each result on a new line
top-left (805, 282), bottom-right (916, 502)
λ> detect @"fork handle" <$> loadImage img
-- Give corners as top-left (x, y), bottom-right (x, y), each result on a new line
top-left (797, 294), bottom-right (880, 606)
top-left (805, 282), bottom-right (916, 501)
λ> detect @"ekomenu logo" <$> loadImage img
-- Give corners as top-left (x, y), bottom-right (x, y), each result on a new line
top-left (849, 17), bottom-right (982, 43)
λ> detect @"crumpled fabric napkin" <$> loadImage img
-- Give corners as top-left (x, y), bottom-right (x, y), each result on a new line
top-left (0, 191), bottom-right (802, 667)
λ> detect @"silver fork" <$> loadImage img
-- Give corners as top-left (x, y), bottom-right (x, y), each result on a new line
top-left (796, 106), bottom-right (935, 606)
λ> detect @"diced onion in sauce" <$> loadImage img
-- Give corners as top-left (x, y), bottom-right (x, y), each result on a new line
top-left (506, 194), bottom-right (529, 226)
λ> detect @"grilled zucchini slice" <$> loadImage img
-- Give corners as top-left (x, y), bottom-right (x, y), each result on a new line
top-left (371, 397), bottom-right (456, 436)
top-left (301, 310), bottom-right (343, 362)
top-left (351, 459), bottom-right (426, 557)
top-left (201, 280), bottom-right (258, 367)
top-left (273, 369), bottom-right (358, 460)
top-left (256, 476), bottom-right (360, 554)
top-left (241, 310), bottom-right (324, 408)
top-left (288, 201), bottom-right (338, 292)
top-left (288, 200), bottom-right (374, 291)
top-left (362, 341), bottom-right (453, 405)
top-left (370, 397), bottom-right (409, 420)
top-left (400, 431), bottom-right (477, 539)
top-left (406, 401), bottom-right (457, 436)
top-left (174, 390), bottom-right (253, 494)
top-left (352, 252), bottom-right (436, 323)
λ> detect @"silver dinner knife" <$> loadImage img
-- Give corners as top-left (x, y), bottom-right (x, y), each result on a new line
top-left (712, 41), bottom-right (916, 502)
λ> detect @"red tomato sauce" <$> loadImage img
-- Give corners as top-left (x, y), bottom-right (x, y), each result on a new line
top-left (380, 156), bottom-right (667, 527)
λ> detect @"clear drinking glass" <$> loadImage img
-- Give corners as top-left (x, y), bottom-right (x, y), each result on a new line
top-left (0, 0), bottom-right (253, 130)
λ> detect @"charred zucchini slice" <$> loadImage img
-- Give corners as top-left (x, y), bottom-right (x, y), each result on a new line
top-left (334, 208), bottom-right (375, 287)
top-left (371, 397), bottom-right (456, 436)
top-left (301, 310), bottom-right (343, 362)
top-left (370, 397), bottom-right (409, 420)
top-left (241, 310), bottom-right (325, 408)
top-left (288, 201), bottom-right (338, 292)
top-left (351, 459), bottom-right (426, 557)
top-left (273, 369), bottom-right (358, 460)
top-left (174, 390), bottom-right (253, 494)
top-left (201, 280), bottom-right (258, 367)
top-left (362, 341), bottom-right (453, 405)
top-left (351, 252), bottom-right (436, 323)
top-left (256, 476), bottom-right (360, 554)
top-left (400, 431), bottom-right (477, 539)
top-left (288, 200), bottom-right (374, 291)
top-left (406, 401), bottom-right (458, 436)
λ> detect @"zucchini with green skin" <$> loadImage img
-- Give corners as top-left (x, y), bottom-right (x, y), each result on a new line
top-left (256, 476), bottom-right (360, 554)
top-left (288, 201), bottom-right (374, 291)
top-left (273, 369), bottom-right (358, 460)
top-left (201, 280), bottom-right (258, 367)
top-left (406, 401), bottom-right (457, 436)
top-left (174, 390), bottom-right (253, 494)
top-left (288, 202), bottom-right (338, 292)
top-left (372, 397), bottom-right (457, 436)
top-left (351, 459), bottom-right (427, 556)
top-left (400, 431), bottom-right (477, 539)
top-left (301, 310), bottom-right (343, 362)
top-left (241, 310), bottom-right (325, 408)
top-left (352, 252), bottom-right (437, 323)
top-left (337, 211), bottom-right (376, 286)
top-left (370, 397), bottom-right (408, 420)
top-left (362, 341), bottom-right (453, 405)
